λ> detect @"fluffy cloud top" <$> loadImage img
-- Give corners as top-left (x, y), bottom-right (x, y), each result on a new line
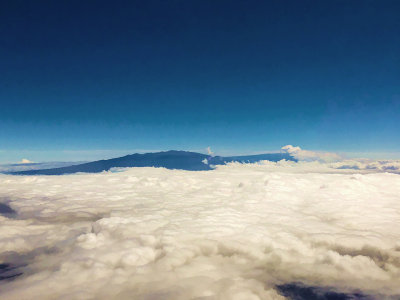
top-left (18, 159), bottom-right (33, 164)
top-left (282, 145), bottom-right (342, 162)
top-left (1, 162), bottom-right (400, 299)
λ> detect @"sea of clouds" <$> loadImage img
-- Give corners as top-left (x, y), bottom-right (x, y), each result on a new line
top-left (1, 149), bottom-right (400, 299)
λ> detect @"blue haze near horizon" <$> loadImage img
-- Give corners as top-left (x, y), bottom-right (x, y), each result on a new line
top-left (1, 0), bottom-right (399, 163)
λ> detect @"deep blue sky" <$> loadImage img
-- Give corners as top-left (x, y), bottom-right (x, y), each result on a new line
top-left (1, 0), bottom-right (399, 162)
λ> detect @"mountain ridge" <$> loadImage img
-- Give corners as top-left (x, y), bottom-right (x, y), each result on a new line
top-left (7, 150), bottom-right (296, 175)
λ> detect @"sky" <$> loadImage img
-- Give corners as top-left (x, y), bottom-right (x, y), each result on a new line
top-left (1, 0), bottom-right (399, 163)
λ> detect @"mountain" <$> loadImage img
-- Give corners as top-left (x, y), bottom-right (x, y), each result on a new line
top-left (8, 151), bottom-right (296, 175)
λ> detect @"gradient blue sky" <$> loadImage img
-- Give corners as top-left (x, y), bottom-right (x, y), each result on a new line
top-left (1, 0), bottom-right (399, 163)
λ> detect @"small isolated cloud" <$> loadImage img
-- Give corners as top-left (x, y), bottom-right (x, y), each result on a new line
top-left (18, 159), bottom-right (34, 164)
top-left (282, 145), bottom-right (341, 162)
top-left (206, 146), bottom-right (214, 156)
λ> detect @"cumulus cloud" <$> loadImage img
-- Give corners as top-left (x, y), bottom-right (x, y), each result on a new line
top-left (0, 163), bottom-right (400, 299)
top-left (18, 159), bottom-right (33, 164)
top-left (279, 145), bottom-right (400, 173)
top-left (281, 145), bottom-right (342, 162)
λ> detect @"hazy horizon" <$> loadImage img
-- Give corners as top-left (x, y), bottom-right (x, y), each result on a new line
top-left (3, 146), bottom-right (400, 165)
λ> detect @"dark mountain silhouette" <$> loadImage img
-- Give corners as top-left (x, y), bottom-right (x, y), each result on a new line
top-left (8, 151), bottom-right (296, 175)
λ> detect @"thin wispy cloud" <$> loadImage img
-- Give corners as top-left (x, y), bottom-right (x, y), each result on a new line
top-left (206, 146), bottom-right (214, 156)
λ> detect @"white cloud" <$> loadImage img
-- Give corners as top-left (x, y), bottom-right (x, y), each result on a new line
top-left (0, 162), bottom-right (400, 299)
top-left (206, 146), bottom-right (214, 156)
top-left (18, 159), bottom-right (34, 164)
top-left (279, 144), bottom-right (400, 174)
top-left (330, 159), bottom-right (400, 173)
top-left (281, 145), bottom-right (342, 162)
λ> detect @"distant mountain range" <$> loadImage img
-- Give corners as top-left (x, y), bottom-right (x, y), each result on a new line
top-left (0, 161), bottom-right (85, 173)
top-left (7, 151), bottom-right (296, 175)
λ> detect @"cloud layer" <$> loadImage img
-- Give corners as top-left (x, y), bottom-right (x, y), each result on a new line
top-left (1, 161), bottom-right (400, 299)
top-left (281, 145), bottom-right (342, 162)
